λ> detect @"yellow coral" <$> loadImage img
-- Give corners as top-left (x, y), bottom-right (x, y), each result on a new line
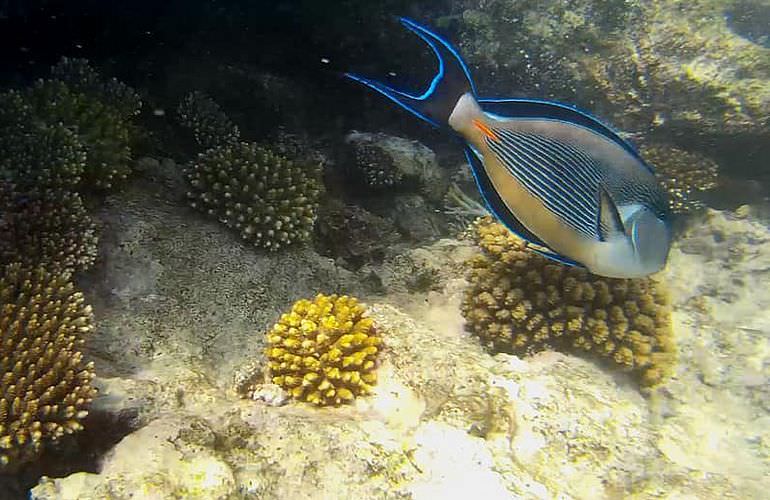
top-left (461, 217), bottom-right (675, 388)
top-left (266, 294), bottom-right (380, 406)
top-left (0, 263), bottom-right (96, 470)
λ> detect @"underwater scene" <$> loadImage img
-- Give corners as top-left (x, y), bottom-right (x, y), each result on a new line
top-left (0, 0), bottom-right (768, 498)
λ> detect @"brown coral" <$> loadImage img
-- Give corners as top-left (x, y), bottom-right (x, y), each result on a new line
top-left (0, 263), bottom-right (96, 470)
top-left (461, 217), bottom-right (675, 387)
top-left (0, 184), bottom-right (98, 273)
top-left (266, 294), bottom-right (380, 406)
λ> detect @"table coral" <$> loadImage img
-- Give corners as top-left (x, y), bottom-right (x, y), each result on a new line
top-left (0, 263), bottom-right (96, 471)
top-left (185, 141), bottom-right (322, 251)
top-left (266, 294), bottom-right (381, 406)
top-left (461, 217), bottom-right (675, 388)
top-left (0, 184), bottom-right (98, 274)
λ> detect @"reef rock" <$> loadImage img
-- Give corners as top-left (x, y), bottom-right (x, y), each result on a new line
top-left (451, 0), bottom-right (770, 151)
top-left (27, 167), bottom-right (769, 498)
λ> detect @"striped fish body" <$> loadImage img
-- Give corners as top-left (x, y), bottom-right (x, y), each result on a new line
top-left (346, 17), bottom-right (672, 278)
top-left (448, 93), bottom-right (668, 277)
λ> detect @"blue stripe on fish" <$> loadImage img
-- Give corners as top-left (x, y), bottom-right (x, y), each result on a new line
top-left (485, 129), bottom-right (603, 240)
top-left (478, 98), bottom-right (652, 173)
top-left (346, 17), bottom-right (672, 278)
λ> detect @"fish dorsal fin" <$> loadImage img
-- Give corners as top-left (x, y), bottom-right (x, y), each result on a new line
top-left (482, 127), bottom-right (603, 240)
top-left (478, 97), bottom-right (651, 173)
top-left (598, 187), bottom-right (625, 241)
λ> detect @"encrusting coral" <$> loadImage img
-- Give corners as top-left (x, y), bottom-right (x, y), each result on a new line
top-left (177, 91), bottom-right (241, 150)
top-left (266, 294), bottom-right (381, 406)
top-left (185, 141), bottom-right (323, 251)
top-left (0, 263), bottom-right (96, 470)
top-left (461, 217), bottom-right (675, 387)
top-left (641, 144), bottom-right (720, 214)
top-left (0, 183), bottom-right (98, 274)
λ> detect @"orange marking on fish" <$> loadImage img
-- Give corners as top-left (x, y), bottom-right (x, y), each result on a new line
top-left (472, 119), bottom-right (500, 142)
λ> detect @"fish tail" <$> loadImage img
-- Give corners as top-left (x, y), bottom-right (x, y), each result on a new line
top-left (345, 17), bottom-right (476, 128)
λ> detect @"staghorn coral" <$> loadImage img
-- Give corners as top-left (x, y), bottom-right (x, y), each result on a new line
top-left (0, 263), bottom-right (96, 470)
top-left (641, 144), bottom-right (720, 214)
top-left (265, 294), bottom-right (381, 406)
top-left (461, 217), bottom-right (675, 387)
top-left (24, 79), bottom-right (133, 191)
top-left (0, 121), bottom-right (86, 191)
top-left (185, 141), bottom-right (322, 251)
top-left (0, 184), bottom-right (98, 273)
top-left (177, 91), bottom-right (241, 150)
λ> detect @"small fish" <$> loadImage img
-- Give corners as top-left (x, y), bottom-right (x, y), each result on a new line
top-left (346, 18), bottom-right (672, 278)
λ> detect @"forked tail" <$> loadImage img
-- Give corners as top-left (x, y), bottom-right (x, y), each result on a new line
top-left (345, 17), bottom-right (476, 128)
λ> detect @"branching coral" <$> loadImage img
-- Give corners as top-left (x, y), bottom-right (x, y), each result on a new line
top-left (50, 57), bottom-right (143, 119)
top-left (0, 263), bottom-right (96, 470)
top-left (24, 79), bottom-right (133, 190)
top-left (461, 217), bottom-right (675, 387)
top-left (177, 91), bottom-right (241, 150)
top-left (642, 144), bottom-right (720, 214)
top-left (185, 141), bottom-right (322, 251)
top-left (0, 183), bottom-right (98, 273)
top-left (0, 121), bottom-right (86, 191)
top-left (266, 294), bottom-right (381, 406)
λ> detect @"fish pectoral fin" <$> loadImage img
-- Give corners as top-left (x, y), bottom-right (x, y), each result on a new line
top-left (598, 187), bottom-right (625, 241)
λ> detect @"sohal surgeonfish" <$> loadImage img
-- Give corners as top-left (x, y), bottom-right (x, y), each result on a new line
top-left (346, 17), bottom-right (672, 278)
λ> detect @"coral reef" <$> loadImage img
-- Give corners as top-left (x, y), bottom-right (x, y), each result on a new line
top-left (185, 141), bottom-right (322, 251)
top-left (24, 79), bottom-right (134, 190)
top-left (642, 144), bottom-right (720, 214)
top-left (461, 217), bottom-right (675, 387)
top-left (25, 183), bottom-right (766, 498)
top-left (314, 199), bottom-right (401, 267)
top-left (0, 263), bottom-right (96, 471)
top-left (0, 184), bottom-right (98, 273)
top-left (0, 121), bottom-right (86, 191)
top-left (176, 91), bottom-right (241, 150)
top-left (265, 294), bottom-right (380, 406)
top-left (346, 132), bottom-right (405, 189)
top-left (344, 131), bottom-right (449, 202)
top-left (452, 0), bottom-right (770, 142)
top-left (50, 57), bottom-right (143, 120)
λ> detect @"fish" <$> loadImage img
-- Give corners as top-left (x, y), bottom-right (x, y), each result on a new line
top-left (345, 17), bottom-right (672, 278)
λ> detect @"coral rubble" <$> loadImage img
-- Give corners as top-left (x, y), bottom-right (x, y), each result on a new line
top-left (185, 141), bottom-right (323, 251)
top-left (461, 217), bottom-right (675, 387)
top-left (266, 294), bottom-right (380, 405)
top-left (0, 263), bottom-right (96, 471)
